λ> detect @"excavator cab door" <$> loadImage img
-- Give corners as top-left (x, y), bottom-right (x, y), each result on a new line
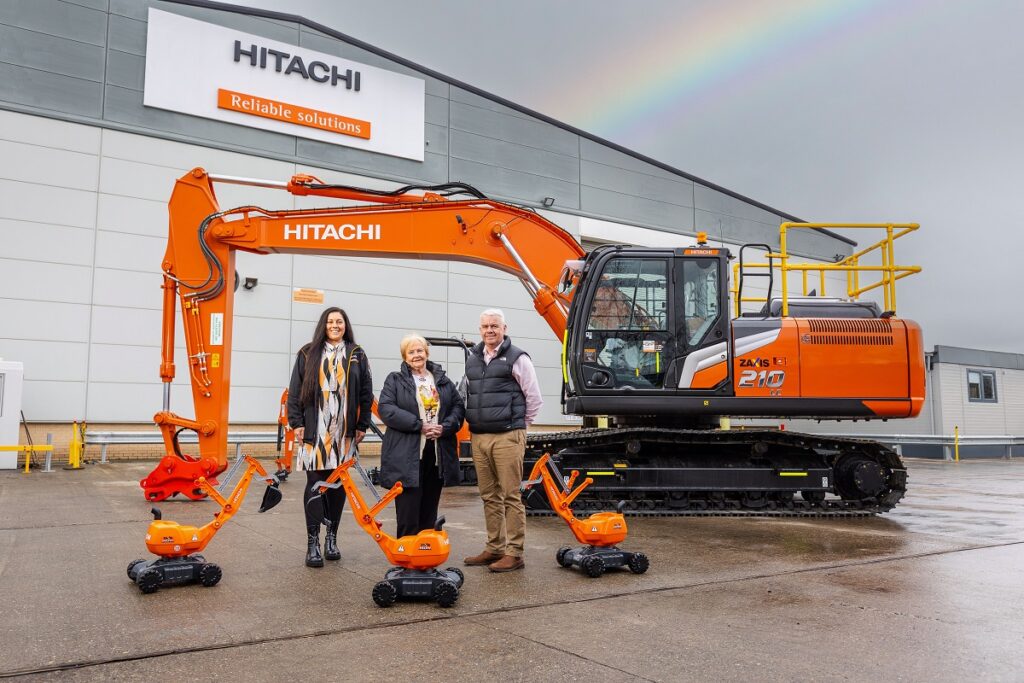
top-left (565, 246), bottom-right (732, 409)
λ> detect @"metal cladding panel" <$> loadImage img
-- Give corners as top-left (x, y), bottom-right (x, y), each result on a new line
top-left (935, 345), bottom-right (1024, 371)
top-left (0, 337), bottom-right (88, 378)
top-left (450, 157), bottom-right (579, 209)
top-left (0, 0), bottom-right (107, 46)
top-left (0, 258), bottom-right (93, 305)
top-left (696, 208), bottom-right (777, 247)
top-left (0, 62), bottom-right (103, 117)
top-left (0, 108), bottom-right (101, 152)
top-left (0, 219), bottom-right (95, 267)
top-left (0, 23), bottom-right (105, 82)
top-left (123, 0), bottom-right (300, 43)
top-left (449, 97), bottom-right (579, 158)
top-left (0, 138), bottom-right (99, 192)
top-left (24, 381), bottom-right (87, 420)
top-left (107, 13), bottom-right (145, 54)
top-left (0, 300), bottom-right (90, 343)
top-left (581, 158), bottom-right (693, 207)
top-left (581, 185), bottom-right (694, 234)
top-left (450, 130), bottom-right (579, 183)
top-left (103, 85), bottom-right (299, 157)
top-left (295, 137), bottom-right (447, 185)
top-left (580, 137), bottom-right (689, 182)
top-left (106, 49), bottom-right (144, 91)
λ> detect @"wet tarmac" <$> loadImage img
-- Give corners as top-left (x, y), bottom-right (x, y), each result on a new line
top-left (1, 458), bottom-right (1022, 681)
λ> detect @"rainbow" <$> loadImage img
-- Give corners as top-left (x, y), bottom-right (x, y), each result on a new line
top-left (543, 0), bottom-right (908, 138)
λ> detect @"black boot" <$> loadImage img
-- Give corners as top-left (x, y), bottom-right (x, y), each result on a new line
top-left (324, 521), bottom-right (341, 561)
top-left (305, 525), bottom-right (324, 568)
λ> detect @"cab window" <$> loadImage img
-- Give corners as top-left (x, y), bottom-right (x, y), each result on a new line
top-left (682, 259), bottom-right (720, 346)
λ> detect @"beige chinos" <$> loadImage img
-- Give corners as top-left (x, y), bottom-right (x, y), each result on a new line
top-left (471, 429), bottom-right (527, 557)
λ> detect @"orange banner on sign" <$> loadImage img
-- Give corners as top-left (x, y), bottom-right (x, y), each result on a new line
top-left (217, 89), bottom-right (371, 140)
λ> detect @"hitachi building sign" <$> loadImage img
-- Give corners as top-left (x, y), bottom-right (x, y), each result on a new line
top-left (144, 9), bottom-right (425, 160)
top-left (233, 41), bottom-right (362, 90)
top-left (284, 224), bottom-right (382, 240)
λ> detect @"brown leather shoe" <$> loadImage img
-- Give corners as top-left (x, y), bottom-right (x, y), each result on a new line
top-left (487, 555), bottom-right (525, 573)
top-left (464, 550), bottom-right (504, 566)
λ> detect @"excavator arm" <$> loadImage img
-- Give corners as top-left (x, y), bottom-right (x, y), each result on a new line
top-left (142, 168), bottom-right (585, 501)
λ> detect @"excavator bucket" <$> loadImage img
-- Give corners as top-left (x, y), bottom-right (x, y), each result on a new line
top-left (259, 483), bottom-right (283, 513)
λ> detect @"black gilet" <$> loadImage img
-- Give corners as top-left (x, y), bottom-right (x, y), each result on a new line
top-left (464, 336), bottom-right (528, 434)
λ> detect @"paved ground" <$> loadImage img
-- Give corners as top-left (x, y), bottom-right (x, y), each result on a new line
top-left (0, 457), bottom-right (1022, 681)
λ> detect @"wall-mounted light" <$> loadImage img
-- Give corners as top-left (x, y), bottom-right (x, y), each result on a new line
top-left (542, 197), bottom-right (555, 207)
top-left (243, 277), bottom-right (259, 290)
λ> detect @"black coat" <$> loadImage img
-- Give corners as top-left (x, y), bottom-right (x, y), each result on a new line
top-left (287, 342), bottom-right (373, 445)
top-left (378, 361), bottom-right (465, 489)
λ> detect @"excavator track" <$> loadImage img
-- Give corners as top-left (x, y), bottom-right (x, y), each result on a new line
top-left (524, 427), bottom-right (907, 518)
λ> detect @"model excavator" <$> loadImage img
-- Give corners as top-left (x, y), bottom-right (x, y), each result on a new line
top-left (522, 452), bottom-right (648, 577)
top-left (144, 167), bottom-right (924, 518)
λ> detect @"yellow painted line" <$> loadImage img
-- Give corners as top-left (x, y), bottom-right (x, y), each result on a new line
top-left (586, 471), bottom-right (616, 476)
top-left (561, 331), bottom-right (568, 384)
top-left (0, 445), bottom-right (53, 451)
top-left (613, 463), bottom-right (628, 468)
top-left (777, 471), bottom-right (808, 477)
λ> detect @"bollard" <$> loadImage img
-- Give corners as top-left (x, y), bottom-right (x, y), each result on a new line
top-left (64, 421), bottom-right (83, 470)
top-left (954, 425), bottom-right (960, 463)
top-left (42, 434), bottom-right (54, 473)
top-left (22, 445), bottom-right (30, 474)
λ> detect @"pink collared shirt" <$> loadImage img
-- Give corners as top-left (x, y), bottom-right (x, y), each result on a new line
top-left (483, 342), bottom-right (543, 426)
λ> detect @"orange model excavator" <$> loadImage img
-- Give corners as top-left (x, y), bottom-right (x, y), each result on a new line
top-left (128, 455), bottom-right (281, 593)
top-left (522, 452), bottom-right (648, 577)
top-left (274, 389), bottom-right (295, 481)
top-left (306, 450), bottom-right (464, 607)
top-left (145, 167), bottom-right (924, 516)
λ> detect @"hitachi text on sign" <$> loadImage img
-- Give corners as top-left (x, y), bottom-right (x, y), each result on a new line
top-left (283, 224), bottom-right (381, 240)
top-left (234, 41), bottom-right (361, 90)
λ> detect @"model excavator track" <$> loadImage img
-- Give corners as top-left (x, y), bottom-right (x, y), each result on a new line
top-left (525, 427), bottom-right (907, 518)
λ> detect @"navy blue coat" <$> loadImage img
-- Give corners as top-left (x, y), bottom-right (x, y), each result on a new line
top-left (378, 361), bottom-right (465, 489)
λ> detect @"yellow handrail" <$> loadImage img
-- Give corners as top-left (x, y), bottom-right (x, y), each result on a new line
top-left (730, 222), bottom-right (920, 317)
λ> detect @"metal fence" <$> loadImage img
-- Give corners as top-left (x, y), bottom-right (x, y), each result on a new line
top-left (85, 429), bottom-right (381, 464)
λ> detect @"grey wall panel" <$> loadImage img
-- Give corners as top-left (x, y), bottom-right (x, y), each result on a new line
top-left (24, 380), bottom-right (87, 420)
top-left (68, 0), bottom-right (110, 12)
top-left (106, 49), bottom-right (144, 91)
top-left (93, 229), bottom-right (163, 271)
top-left (96, 193), bottom-right (165, 237)
top-left (103, 85), bottom-right (298, 158)
top-left (581, 159), bottom-right (693, 207)
top-left (232, 282), bottom-right (292, 320)
top-left (580, 185), bottom-right (694, 234)
top-left (425, 94), bottom-right (449, 128)
top-left (450, 157), bottom-right (579, 209)
top-left (0, 299), bottom-right (91, 344)
top-left (697, 209), bottom-right (777, 247)
top-left (0, 108), bottom-right (100, 153)
top-left (449, 87), bottom-right (537, 123)
top-left (0, 219), bottom-right (95, 267)
top-left (229, 385), bottom-right (287, 422)
top-left (91, 305), bottom-right (160, 347)
top-left (234, 250), bottom-right (292, 288)
top-left (234, 315), bottom-right (290, 355)
top-left (107, 13), bottom-right (144, 54)
top-left (0, 258), bottom-right (92, 304)
top-left (0, 62), bottom-right (103, 117)
top-left (447, 272), bottom-right (533, 311)
top-left (580, 138), bottom-right (685, 181)
top-left (0, 24), bottom-right (105, 82)
top-left (450, 99), bottom-right (578, 157)
top-left (88, 343), bottom-right (158, 383)
top-left (0, 139), bottom-right (99, 191)
top-left (0, 339), bottom-right (88, 381)
top-left (298, 29), bottom-right (449, 99)
top-left (295, 138), bottom-right (445, 185)
top-left (450, 131), bottom-right (579, 183)
top-left (694, 185), bottom-right (785, 226)
top-left (86, 381), bottom-right (161, 421)
top-left (91, 267), bottom-right (160, 309)
top-left (0, 0), bottom-right (107, 47)
top-left (227, 351), bottom-right (290, 388)
top-left (447, 302), bottom-right (554, 346)
top-left (292, 256), bottom-right (448, 300)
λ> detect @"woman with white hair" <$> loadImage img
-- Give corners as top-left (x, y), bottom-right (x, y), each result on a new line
top-left (377, 334), bottom-right (466, 537)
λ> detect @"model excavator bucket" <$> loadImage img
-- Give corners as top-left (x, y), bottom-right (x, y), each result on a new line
top-left (259, 481), bottom-right (283, 513)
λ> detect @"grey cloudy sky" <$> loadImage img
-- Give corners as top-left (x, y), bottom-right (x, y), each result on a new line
top-left (220, 0), bottom-right (1024, 353)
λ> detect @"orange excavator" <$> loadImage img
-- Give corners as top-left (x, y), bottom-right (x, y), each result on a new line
top-left (274, 389), bottom-right (295, 481)
top-left (145, 167), bottom-right (924, 516)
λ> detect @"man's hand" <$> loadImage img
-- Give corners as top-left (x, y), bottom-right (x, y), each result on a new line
top-left (355, 430), bottom-right (366, 444)
top-left (293, 426), bottom-right (305, 442)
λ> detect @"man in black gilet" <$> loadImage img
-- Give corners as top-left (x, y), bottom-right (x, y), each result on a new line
top-left (462, 309), bottom-right (543, 572)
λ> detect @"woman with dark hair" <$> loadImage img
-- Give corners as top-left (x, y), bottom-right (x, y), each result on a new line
top-left (378, 334), bottom-right (465, 538)
top-left (287, 307), bottom-right (373, 567)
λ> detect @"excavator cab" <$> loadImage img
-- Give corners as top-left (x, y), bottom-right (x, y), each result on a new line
top-left (564, 243), bottom-right (732, 419)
